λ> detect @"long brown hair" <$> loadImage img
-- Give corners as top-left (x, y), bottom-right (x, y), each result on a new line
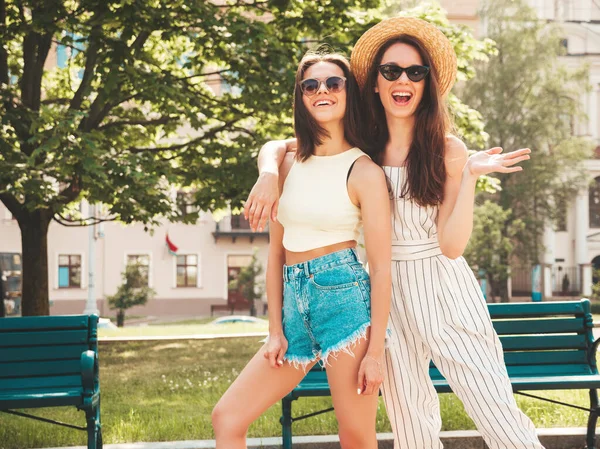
top-left (362, 35), bottom-right (452, 206)
top-left (293, 52), bottom-right (366, 162)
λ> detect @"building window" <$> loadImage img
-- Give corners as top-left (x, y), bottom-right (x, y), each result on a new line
top-left (590, 177), bottom-right (600, 228)
top-left (58, 255), bottom-right (81, 288)
top-left (231, 213), bottom-right (251, 230)
top-left (126, 254), bottom-right (150, 287)
top-left (176, 192), bottom-right (199, 218)
top-left (177, 254), bottom-right (198, 287)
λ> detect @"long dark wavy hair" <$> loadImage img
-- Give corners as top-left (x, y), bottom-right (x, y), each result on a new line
top-left (293, 52), bottom-right (366, 162)
top-left (362, 35), bottom-right (452, 206)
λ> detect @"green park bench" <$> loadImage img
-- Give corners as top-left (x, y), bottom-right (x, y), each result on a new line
top-left (0, 314), bottom-right (102, 449)
top-left (281, 299), bottom-right (600, 449)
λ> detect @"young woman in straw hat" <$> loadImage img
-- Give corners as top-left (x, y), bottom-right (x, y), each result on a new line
top-left (243, 17), bottom-right (544, 449)
top-left (212, 50), bottom-right (391, 449)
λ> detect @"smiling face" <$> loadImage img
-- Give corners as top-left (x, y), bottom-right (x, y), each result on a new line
top-left (376, 42), bottom-right (426, 121)
top-left (300, 61), bottom-right (347, 125)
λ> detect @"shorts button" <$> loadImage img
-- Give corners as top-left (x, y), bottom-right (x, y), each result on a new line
top-left (354, 282), bottom-right (359, 286)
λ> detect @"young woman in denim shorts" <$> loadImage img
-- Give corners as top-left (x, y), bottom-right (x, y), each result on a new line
top-left (212, 51), bottom-right (392, 449)
top-left (244, 17), bottom-right (542, 449)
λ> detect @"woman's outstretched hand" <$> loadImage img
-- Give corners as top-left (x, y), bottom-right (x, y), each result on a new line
top-left (466, 147), bottom-right (531, 177)
top-left (243, 173), bottom-right (279, 232)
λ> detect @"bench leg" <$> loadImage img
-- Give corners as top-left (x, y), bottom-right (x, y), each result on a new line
top-left (281, 397), bottom-right (293, 449)
top-left (587, 389), bottom-right (599, 449)
top-left (86, 401), bottom-right (102, 449)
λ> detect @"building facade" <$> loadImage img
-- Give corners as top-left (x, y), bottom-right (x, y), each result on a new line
top-left (0, 200), bottom-right (269, 317)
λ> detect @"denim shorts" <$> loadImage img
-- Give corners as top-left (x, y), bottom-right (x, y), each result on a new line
top-left (282, 248), bottom-right (371, 369)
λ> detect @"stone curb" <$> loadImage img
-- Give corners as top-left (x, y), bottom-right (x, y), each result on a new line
top-left (42, 427), bottom-right (592, 449)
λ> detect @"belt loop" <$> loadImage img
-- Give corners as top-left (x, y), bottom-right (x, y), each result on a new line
top-left (303, 261), bottom-right (311, 277)
top-left (283, 267), bottom-right (288, 282)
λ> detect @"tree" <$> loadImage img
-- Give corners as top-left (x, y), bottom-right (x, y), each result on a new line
top-left (462, 0), bottom-right (593, 270)
top-left (1, 0), bottom-right (499, 316)
top-left (107, 261), bottom-right (155, 327)
top-left (228, 250), bottom-right (265, 317)
top-left (464, 201), bottom-right (524, 302)
top-left (1, 0), bottom-right (383, 315)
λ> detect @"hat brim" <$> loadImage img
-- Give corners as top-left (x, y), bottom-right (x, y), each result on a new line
top-left (351, 17), bottom-right (457, 97)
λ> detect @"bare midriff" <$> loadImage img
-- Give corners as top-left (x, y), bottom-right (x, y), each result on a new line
top-left (285, 240), bottom-right (357, 266)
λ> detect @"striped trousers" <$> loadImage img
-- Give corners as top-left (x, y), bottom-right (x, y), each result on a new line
top-left (381, 247), bottom-right (544, 449)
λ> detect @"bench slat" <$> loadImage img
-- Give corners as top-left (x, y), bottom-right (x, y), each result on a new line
top-left (0, 344), bottom-right (90, 363)
top-left (426, 350), bottom-right (590, 368)
top-left (0, 330), bottom-right (89, 348)
top-left (493, 318), bottom-right (585, 335)
top-left (0, 375), bottom-right (82, 391)
top-left (499, 335), bottom-right (588, 351)
top-left (0, 315), bottom-right (90, 332)
top-left (428, 363), bottom-right (593, 381)
top-left (488, 301), bottom-right (587, 318)
top-left (504, 350), bottom-right (588, 366)
top-left (0, 360), bottom-right (81, 379)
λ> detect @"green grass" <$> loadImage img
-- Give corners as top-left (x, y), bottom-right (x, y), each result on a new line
top-left (0, 337), bottom-right (593, 449)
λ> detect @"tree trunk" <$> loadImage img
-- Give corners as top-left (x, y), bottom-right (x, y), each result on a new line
top-left (117, 310), bottom-right (125, 327)
top-left (488, 280), bottom-right (499, 303)
top-left (18, 210), bottom-right (52, 316)
top-left (499, 279), bottom-right (510, 303)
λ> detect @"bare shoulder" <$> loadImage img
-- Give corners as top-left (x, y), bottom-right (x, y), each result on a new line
top-left (349, 154), bottom-right (387, 189)
top-left (445, 135), bottom-right (468, 176)
top-left (445, 135), bottom-right (468, 160)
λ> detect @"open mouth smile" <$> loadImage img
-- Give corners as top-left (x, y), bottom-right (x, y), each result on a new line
top-left (313, 99), bottom-right (335, 108)
top-left (391, 91), bottom-right (413, 106)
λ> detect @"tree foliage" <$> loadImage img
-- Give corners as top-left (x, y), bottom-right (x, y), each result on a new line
top-left (462, 0), bottom-right (593, 267)
top-left (1, 0), bottom-right (498, 315)
top-left (1, 0), bottom-right (383, 314)
top-left (464, 200), bottom-right (524, 302)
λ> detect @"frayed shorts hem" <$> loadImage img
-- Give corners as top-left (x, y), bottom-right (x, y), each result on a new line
top-left (284, 322), bottom-right (371, 371)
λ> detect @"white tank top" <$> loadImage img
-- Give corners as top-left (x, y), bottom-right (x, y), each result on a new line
top-left (277, 147), bottom-right (369, 252)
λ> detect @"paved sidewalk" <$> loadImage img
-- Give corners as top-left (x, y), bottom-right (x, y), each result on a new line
top-left (41, 428), bottom-right (592, 449)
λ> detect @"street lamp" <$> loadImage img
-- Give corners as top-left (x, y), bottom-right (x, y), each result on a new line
top-left (83, 202), bottom-right (99, 315)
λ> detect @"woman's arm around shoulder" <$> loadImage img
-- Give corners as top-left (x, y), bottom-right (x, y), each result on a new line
top-left (244, 138), bottom-right (298, 231)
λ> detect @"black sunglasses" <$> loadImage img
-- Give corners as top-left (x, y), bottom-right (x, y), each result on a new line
top-left (378, 64), bottom-right (430, 82)
top-left (299, 76), bottom-right (346, 96)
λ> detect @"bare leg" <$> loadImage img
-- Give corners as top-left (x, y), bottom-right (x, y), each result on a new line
top-left (212, 344), bottom-right (316, 449)
top-left (326, 335), bottom-right (379, 449)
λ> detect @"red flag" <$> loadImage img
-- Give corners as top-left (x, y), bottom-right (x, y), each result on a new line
top-left (166, 233), bottom-right (178, 255)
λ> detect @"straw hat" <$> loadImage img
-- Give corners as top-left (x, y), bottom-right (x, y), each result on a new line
top-left (351, 17), bottom-right (457, 96)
